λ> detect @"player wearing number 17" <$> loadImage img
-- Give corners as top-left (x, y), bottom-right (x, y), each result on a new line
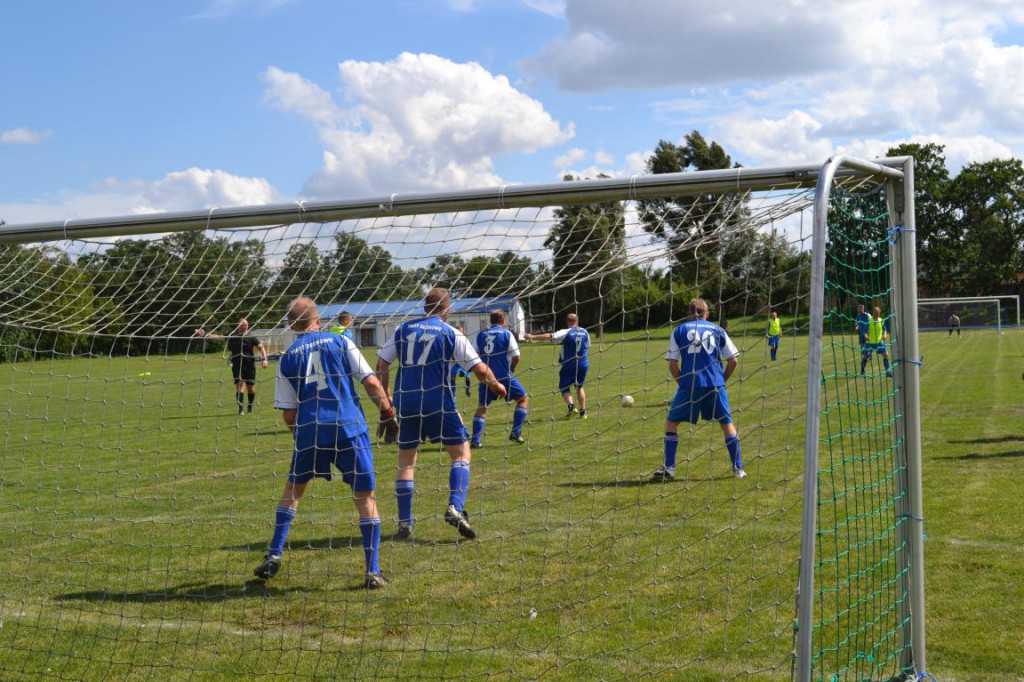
top-left (254, 297), bottom-right (398, 589)
top-left (376, 288), bottom-right (507, 541)
top-left (653, 298), bottom-right (746, 481)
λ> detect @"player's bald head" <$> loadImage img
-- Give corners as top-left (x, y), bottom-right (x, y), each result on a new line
top-left (566, 313), bottom-right (578, 326)
top-left (424, 287), bottom-right (451, 317)
top-left (236, 318), bottom-right (250, 333)
top-left (287, 297), bottom-right (319, 331)
top-left (689, 298), bottom-right (709, 318)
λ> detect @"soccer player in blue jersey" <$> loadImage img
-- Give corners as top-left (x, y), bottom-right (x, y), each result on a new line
top-left (376, 288), bottom-right (506, 541)
top-left (470, 310), bottom-right (530, 447)
top-left (525, 313), bottom-right (590, 419)
top-left (860, 306), bottom-right (892, 377)
top-left (653, 298), bottom-right (747, 481)
top-left (856, 304), bottom-right (871, 348)
top-left (253, 297), bottom-right (397, 589)
top-left (449, 363), bottom-right (473, 396)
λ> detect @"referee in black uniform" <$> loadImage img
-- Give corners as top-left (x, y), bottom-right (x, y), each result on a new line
top-left (195, 318), bottom-right (269, 414)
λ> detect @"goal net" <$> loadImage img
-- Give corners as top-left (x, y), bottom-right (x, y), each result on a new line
top-left (0, 159), bottom-right (924, 681)
top-left (918, 296), bottom-right (1020, 332)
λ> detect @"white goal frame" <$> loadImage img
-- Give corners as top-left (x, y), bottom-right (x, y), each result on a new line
top-left (918, 295), bottom-right (1021, 331)
top-left (0, 156), bottom-right (926, 682)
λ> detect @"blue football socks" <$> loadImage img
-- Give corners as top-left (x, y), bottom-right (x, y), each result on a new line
top-left (268, 505), bottom-right (296, 557)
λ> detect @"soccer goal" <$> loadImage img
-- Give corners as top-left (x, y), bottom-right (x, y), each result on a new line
top-left (918, 295), bottom-right (1021, 332)
top-left (0, 156), bottom-right (924, 681)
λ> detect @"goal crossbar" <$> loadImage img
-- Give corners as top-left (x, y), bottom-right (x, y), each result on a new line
top-left (0, 159), bottom-right (906, 244)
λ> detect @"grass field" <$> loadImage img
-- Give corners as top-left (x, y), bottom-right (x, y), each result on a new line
top-left (0, 328), bottom-right (1021, 681)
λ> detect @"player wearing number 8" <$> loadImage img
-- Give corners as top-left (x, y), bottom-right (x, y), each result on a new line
top-left (652, 298), bottom-right (746, 481)
top-left (376, 287), bottom-right (506, 541)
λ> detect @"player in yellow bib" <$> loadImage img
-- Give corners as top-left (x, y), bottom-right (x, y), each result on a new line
top-left (860, 306), bottom-right (892, 377)
top-left (765, 311), bottom-right (782, 361)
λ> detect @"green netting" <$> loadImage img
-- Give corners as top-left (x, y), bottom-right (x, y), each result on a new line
top-left (813, 187), bottom-right (914, 681)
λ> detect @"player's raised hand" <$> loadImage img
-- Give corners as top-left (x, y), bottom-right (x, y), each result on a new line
top-left (377, 406), bottom-right (399, 445)
top-left (194, 328), bottom-right (207, 337)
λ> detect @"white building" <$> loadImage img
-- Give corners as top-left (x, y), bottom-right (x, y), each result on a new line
top-left (257, 295), bottom-right (526, 356)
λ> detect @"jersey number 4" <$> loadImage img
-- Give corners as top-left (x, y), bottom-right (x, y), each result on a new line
top-left (404, 332), bottom-right (438, 366)
top-left (686, 329), bottom-right (717, 354)
top-left (304, 350), bottom-right (328, 391)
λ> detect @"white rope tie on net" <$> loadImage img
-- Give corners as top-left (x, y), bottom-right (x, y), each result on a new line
top-left (498, 185), bottom-right (508, 211)
top-left (380, 193), bottom-right (397, 212)
top-left (205, 207), bottom-right (217, 232)
top-left (628, 175), bottom-right (638, 203)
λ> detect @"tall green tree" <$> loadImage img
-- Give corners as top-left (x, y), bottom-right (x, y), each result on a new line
top-left (421, 251), bottom-right (533, 298)
top-left (544, 175), bottom-right (627, 334)
top-left (638, 132), bottom-right (750, 304)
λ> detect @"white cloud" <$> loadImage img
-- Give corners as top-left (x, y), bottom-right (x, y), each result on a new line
top-left (0, 169), bottom-right (279, 226)
top-left (263, 52), bottom-right (574, 198)
top-left (530, 0), bottom-right (1024, 168)
top-left (554, 147), bottom-right (588, 168)
top-left (1, 128), bottom-right (54, 145)
top-left (593, 150), bottom-right (614, 165)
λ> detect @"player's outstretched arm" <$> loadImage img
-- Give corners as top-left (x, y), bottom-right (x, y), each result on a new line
top-left (194, 328), bottom-right (227, 341)
top-left (524, 332), bottom-right (553, 342)
top-left (375, 358), bottom-right (392, 400)
top-left (471, 363), bottom-right (507, 399)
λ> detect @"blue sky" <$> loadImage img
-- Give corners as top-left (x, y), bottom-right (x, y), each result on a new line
top-left (2, 0), bottom-right (1023, 225)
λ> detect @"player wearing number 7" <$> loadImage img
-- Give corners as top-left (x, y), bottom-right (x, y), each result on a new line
top-left (653, 298), bottom-right (747, 481)
top-left (375, 287), bottom-right (506, 541)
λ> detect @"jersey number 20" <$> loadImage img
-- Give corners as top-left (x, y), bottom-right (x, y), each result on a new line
top-left (686, 329), bottom-right (716, 354)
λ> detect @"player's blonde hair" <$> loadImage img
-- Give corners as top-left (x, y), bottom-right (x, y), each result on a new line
top-left (689, 298), bottom-right (709, 318)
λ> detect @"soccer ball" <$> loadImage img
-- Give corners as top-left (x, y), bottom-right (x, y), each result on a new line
top-left (621, 394), bottom-right (635, 408)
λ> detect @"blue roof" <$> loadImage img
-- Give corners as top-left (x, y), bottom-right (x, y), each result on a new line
top-left (315, 295), bottom-right (518, 323)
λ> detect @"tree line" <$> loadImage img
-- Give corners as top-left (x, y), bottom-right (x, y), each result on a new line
top-left (1, 135), bottom-right (1021, 360)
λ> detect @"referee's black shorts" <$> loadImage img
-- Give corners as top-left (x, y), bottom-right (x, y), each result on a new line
top-left (232, 359), bottom-right (257, 385)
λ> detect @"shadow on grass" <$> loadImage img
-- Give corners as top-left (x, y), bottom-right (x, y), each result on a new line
top-left (556, 474), bottom-right (731, 488)
top-left (56, 580), bottom-right (313, 603)
top-left (942, 450), bottom-right (1024, 460)
top-left (948, 435), bottom-right (1024, 445)
top-left (223, 535), bottom-right (461, 552)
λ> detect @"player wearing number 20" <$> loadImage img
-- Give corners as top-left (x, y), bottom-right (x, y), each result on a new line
top-left (376, 288), bottom-right (506, 541)
top-left (653, 298), bottom-right (747, 481)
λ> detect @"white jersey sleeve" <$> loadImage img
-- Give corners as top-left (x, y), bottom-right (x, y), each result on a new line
top-left (274, 364), bottom-right (299, 410)
top-left (720, 332), bottom-right (740, 360)
top-left (377, 333), bottom-right (398, 364)
top-left (665, 332), bottom-right (682, 362)
top-left (507, 333), bottom-right (521, 358)
top-left (551, 328), bottom-right (569, 341)
top-left (453, 331), bottom-right (483, 372)
top-left (341, 336), bottom-right (374, 382)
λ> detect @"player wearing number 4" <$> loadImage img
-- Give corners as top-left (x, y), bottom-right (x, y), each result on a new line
top-left (255, 297), bottom-right (398, 589)
top-left (471, 310), bottom-right (529, 447)
top-left (376, 288), bottom-right (506, 541)
top-left (524, 313), bottom-right (590, 419)
top-left (653, 298), bottom-right (746, 481)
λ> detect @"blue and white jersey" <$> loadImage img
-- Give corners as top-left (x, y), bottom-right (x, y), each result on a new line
top-left (666, 318), bottom-right (739, 388)
top-left (856, 311), bottom-right (871, 339)
top-left (474, 325), bottom-right (520, 380)
top-left (274, 331), bottom-right (374, 441)
top-left (377, 316), bottom-right (481, 417)
top-left (552, 326), bottom-right (590, 366)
